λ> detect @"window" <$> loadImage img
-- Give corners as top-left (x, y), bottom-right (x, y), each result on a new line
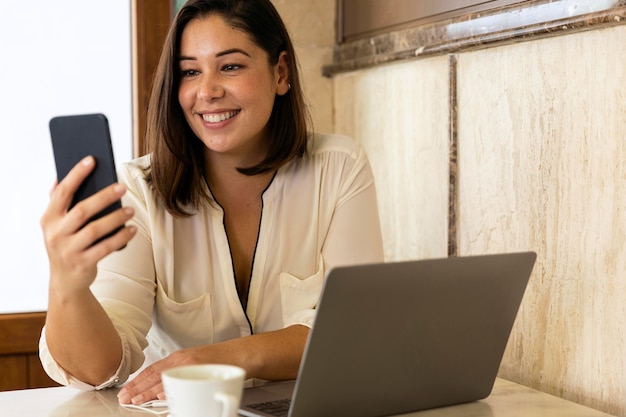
top-left (0, 1), bottom-right (132, 314)
top-left (338, 0), bottom-right (529, 42)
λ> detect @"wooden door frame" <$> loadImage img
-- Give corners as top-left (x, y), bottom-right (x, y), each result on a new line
top-left (0, 312), bottom-right (58, 390)
top-left (132, 0), bottom-right (174, 157)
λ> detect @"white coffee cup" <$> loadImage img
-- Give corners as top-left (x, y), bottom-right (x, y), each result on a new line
top-left (162, 364), bottom-right (246, 417)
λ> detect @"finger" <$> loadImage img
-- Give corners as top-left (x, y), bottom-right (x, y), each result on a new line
top-left (70, 207), bottom-right (134, 256)
top-left (81, 221), bottom-right (137, 260)
top-left (62, 183), bottom-right (127, 238)
top-left (119, 365), bottom-right (163, 404)
top-left (130, 382), bottom-right (164, 405)
top-left (48, 179), bottom-right (59, 197)
top-left (49, 156), bottom-right (96, 213)
top-left (42, 205), bottom-right (135, 280)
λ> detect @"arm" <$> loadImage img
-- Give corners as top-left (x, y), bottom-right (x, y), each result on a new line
top-left (118, 324), bottom-right (309, 404)
top-left (322, 144), bottom-right (385, 269)
top-left (40, 156), bottom-right (136, 386)
top-left (322, 183), bottom-right (384, 268)
top-left (45, 286), bottom-right (123, 386)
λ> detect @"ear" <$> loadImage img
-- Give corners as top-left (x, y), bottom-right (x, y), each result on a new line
top-left (275, 51), bottom-right (291, 96)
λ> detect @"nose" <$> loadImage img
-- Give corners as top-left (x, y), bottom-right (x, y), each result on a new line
top-left (198, 73), bottom-right (224, 100)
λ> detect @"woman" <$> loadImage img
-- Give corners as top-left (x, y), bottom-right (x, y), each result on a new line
top-left (39, 0), bottom-right (384, 405)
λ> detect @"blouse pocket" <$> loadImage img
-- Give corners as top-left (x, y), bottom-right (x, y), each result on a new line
top-left (154, 282), bottom-right (214, 346)
top-left (279, 264), bottom-right (325, 326)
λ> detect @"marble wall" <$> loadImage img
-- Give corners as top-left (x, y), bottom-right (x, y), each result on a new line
top-left (332, 23), bottom-right (626, 417)
top-left (333, 58), bottom-right (451, 261)
top-left (456, 25), bottom-right (626, 414)
top-left (277, 0), bottom-right (626, 416)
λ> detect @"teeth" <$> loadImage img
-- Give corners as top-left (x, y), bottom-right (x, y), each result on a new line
top-left (202, 111), bottom-right (239, 123)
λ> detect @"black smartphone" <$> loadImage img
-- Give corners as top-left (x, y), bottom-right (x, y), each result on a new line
top-left (49, 113), bottom-right (123, 245)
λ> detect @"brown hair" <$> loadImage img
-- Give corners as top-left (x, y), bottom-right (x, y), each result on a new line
top-left (144, 0), bottom-right (311, 216)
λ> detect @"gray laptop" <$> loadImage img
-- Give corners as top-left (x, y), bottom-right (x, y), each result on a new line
top-left (239, 251), bottom-right (536, 417)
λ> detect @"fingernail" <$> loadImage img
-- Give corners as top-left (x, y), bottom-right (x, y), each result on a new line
top-left (124, 207), bottom-right (134, 216)
top-left (131, 394), bottom-right (144, 405)
top-left (82, 156), bottom-right (94, 166)
top-left (118, 392), bottom-right (131, 404)
top-left (114, 184), bottom-right (126, 194)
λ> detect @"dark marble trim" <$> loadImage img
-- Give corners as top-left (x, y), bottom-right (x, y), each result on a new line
top-left (323, 1), bottom-right (626, 77)
top-left (448, 54), bottom-right (458, 258)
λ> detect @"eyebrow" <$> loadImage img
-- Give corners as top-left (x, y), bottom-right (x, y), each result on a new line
top-left (216, 48), bottom-right (251, 58)
top-left (179, 48), bottom-right (251, 61)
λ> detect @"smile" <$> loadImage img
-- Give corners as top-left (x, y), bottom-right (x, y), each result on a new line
top-left (202, 111), bottom-right (240, 123)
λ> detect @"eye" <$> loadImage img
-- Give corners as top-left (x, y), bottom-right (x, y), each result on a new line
top-left (222, 64), bottom-right (243, 72)
top-left (181, 69), bottom-right (199, 77)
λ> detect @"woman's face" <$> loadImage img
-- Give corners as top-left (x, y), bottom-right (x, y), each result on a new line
top-left (177, 14), bottom-right (289, 166)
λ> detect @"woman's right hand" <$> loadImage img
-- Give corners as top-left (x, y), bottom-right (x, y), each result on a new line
top-left (41, 156), bottom-right (136, 296)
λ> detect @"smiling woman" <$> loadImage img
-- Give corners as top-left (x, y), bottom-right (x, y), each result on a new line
top-left (38, 0), bottom-right (384, 407)
top-left (176, 16), bottom-right (290, 166)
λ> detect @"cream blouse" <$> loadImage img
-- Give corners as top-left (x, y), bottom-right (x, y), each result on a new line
top-left (40, 133), bottom-right (384, 390)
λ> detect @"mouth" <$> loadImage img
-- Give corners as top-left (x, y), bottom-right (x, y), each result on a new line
top-left (201, 110), bottom-right (240, 124)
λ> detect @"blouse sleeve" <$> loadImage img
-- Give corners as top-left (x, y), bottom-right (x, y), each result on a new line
top-left (287, 141), bottom-right (384, 329)
top-left (276, 138), bottom-right (385, 331)
top-left (322, 143), bottom-right (385, 270)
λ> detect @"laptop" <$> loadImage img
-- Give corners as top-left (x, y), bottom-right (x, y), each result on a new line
top-left (239, 251), bottom-right (536, 417)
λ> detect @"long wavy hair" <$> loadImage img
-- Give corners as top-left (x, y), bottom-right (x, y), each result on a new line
top-left (144, 0), bottom-right (311, 216)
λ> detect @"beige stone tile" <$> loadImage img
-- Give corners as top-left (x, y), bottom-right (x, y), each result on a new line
top-left (296, 46), bottom-right (334, 134)
top-left (271, 0), bottom-right (335, 134)
top-left (272, 0), bottom-right (336, 46)
top-left (457, 25), bottom-right (626, 416)
top-left (333, 58), bottom-right (451, 262)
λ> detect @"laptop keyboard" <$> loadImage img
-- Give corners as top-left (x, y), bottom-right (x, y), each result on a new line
top-left (247, 398), bottom-right (291, 417)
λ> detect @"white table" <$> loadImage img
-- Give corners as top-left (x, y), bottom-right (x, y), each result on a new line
top-left (0, 378), bottom-right (615, 416)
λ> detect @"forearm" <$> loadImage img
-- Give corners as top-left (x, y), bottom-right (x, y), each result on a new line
top-left (166, 324), bottom-right (309, 381)
top-left (45, 285), bottom-right (122, 386)
top-left (238, 324), bottom-right (309, 380)
top-left (118, 324), bottom-right (309, 404)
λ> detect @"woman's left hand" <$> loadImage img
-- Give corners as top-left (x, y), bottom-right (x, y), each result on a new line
top-left (117, 345), bottom-right (220, 405)
top-left (117, 325), bottom-right (308, 405)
